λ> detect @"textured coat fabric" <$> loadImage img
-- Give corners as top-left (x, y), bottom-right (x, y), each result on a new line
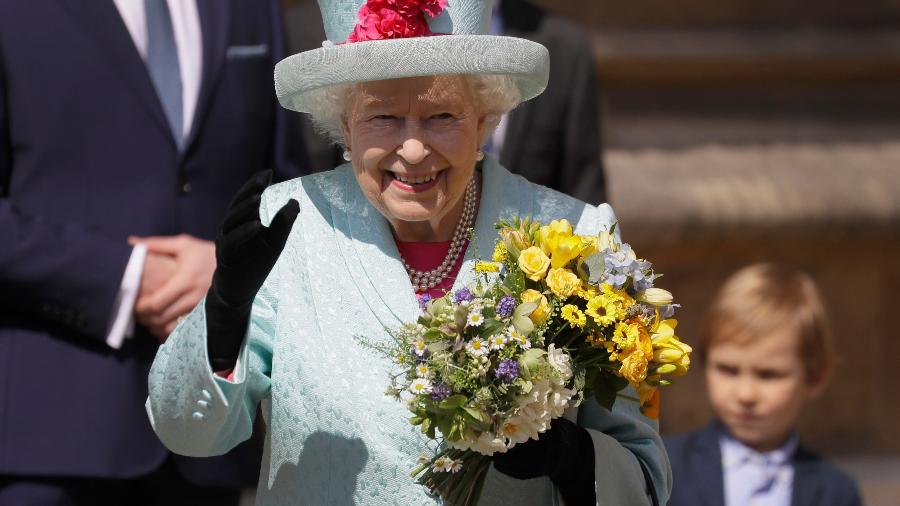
top-left (664, 421), bottom-right (862, 506)
top-left (0, 0), bottom-right (305, 483)
top-left (499, 7), bottom-right (606, 205)
top-left (147, 159), bottom-right (672, 505)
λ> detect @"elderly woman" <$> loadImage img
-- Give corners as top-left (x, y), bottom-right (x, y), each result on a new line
top-left (146, 0), bottom-right (671, 504)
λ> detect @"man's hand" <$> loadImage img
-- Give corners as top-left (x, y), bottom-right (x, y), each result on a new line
top-left (130, 234), bottom-right (216, 341)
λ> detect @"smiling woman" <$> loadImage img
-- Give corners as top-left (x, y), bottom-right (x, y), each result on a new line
top-left (145, 0), bottom-right (672, 504)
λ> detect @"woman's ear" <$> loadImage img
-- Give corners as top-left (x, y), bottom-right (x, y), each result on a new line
top-left (340, 118), bottom-right (351, 150)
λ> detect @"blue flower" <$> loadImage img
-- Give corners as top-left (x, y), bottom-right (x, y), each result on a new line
top-left (495, 295), bottom-right (515, 318)
top-left (453, 288), bottom-right (474, 304)
top-left (659, 304), bottom-right (680, 320)
top-left (430, 383), bottom-right (451, 401)
top-left (494, 359), bottom-right (520, 383)
top-left (418, 293), bottom-right (433, 312)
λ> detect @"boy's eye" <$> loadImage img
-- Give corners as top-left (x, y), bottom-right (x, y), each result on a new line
top-left (430, 113), bottom-right (454, 120)
top-left (713, 363), bottom-right (739, 376)
top-left (372, 115), bottom-right (396, 121)
top-left (755, 369), bottom-right (787, 380)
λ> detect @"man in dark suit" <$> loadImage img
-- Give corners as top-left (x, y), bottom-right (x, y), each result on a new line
top-left (665, 421), bottom-right (862, 506)
top-left (0, 0), bottom-right (306, 504)
top-left (491, 0), bottom-right (606, 205)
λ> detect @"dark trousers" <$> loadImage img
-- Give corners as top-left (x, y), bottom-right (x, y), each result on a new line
top-left (0, 457), bottom-right (241, 506)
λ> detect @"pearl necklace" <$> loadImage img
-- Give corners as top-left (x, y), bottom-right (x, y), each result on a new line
top-left (401, 178), bottom-right (478, 292)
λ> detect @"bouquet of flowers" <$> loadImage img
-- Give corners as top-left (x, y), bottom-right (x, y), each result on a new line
top-left (367, 217), bottom-right (692, 505)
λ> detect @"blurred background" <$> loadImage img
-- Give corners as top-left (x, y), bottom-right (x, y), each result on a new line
top-left (279, 0), bottom-right (900, 504)
top-left (526, 1), bottom-right (900, 505)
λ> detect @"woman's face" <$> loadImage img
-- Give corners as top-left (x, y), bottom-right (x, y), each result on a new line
top-left (342, 75), bottom-right (485, 238)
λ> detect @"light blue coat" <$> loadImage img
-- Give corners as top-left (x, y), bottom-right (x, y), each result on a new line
top-left (146, 158), bottom-right (672, 505)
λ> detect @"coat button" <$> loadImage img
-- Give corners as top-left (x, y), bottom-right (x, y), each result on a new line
top-left (201, 389), bottom-right (212, 400)
top-left (180, 182), bottom-right (192, 193)
top-left (197, 400), bottom-right (209, 409)
top-left (192, 412), bottom-right (204, 420)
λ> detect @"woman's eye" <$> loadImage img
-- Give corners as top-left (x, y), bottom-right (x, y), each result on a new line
top-left (431, 113), bottom-right (454, 120)
top-left (372, 115), bottom-right (396, 121)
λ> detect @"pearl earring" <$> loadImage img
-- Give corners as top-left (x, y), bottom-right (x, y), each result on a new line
top-left (475, 149), bottom-right (485, 162)
top-left (342, 149), bottom-right (352, 162)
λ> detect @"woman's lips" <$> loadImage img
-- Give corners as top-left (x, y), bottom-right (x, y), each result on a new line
top-left (387, 170), bottom-right (443, 193)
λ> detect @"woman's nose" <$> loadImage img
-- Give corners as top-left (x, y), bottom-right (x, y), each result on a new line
top-left (396, 137), bottom-right (430, 165)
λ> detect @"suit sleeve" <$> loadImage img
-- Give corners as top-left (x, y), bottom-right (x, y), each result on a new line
top-left (560, 40), bottom-right (606, 205)
top-left (267, 0), bottom-right (309, 182)
top-left (0, 41), bottom-right (132, 341)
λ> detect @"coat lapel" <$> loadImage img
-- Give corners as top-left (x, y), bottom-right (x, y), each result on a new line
top-left (791, 446), bottom-right (824, 506)
top-left (59, 0), bottom-right (172, 141)
top-left (183, 0), bottom-right (229, 153)
top-left (452, 157), bottom-right (531, 291)
top-left (693, 422), bottom-right (727, 506)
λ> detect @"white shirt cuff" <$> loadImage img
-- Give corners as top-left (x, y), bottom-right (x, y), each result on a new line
top-left (105, 244), bottom-right (148, 349)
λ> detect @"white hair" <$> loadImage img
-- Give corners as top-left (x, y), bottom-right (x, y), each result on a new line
top-left (302, 74), bottom-right (522, 148)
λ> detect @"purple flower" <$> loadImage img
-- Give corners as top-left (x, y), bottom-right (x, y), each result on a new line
top-left (494, 359), bottom-right (520, 383)
top-left (453, 288), bottom-right (474, 304)
top-left (430, 383), bottom-right (451, 401)
top-left (418, 293), bottom-right (433, 312)
top-left (495, 295), bottom-right (515, 318)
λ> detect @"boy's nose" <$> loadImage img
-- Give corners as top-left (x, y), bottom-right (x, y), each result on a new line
top-left (735, 378), bottom-right (759, 405)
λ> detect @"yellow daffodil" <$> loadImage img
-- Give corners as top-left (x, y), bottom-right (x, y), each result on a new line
top-left (636, 288), bottom-right (674, 306)
top-left (549, 235), bottom-right (584, 268)
top-left (546, 268), bottom-right (581, 298)
top-left (520, 289), bottom-right (550, 326)
top-left (538, 219), bottom-right (574, 255)
top-left (518, 246), bottom-right (550, 281)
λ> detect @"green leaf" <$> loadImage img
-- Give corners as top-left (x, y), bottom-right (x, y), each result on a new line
top-left (512, 314), bottom-right (534, 334)
top-left (436, 414), bottom-right (453, 438)
top-left (438, 394), bottom-right (467, 410)
top-left (461, 407), bottom-right (491, 431)
top-left (514, 301), bottom-right (538, 316)
top-left (503, 267), bottom-right (525, 294)
top-left (409, 415), bottom-right (424, 426)
top-left (420, 417), bottom-right (432, 435)
top-left (479, 319), bottom-right (505, 339)
top-left (579, 253), bottom-right (606, 285)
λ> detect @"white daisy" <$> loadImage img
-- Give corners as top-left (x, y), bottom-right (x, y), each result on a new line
top-left (432, 457), bottom-right (448, 472)
top-left (466, 337), bottom-right (488, 357)
top-left (488, 334), bottom-right (507, 350)
top-left (412, 338), bottom-right (427, 356)
top-left (508, 326), bottom-right (531, 349)
top-left (415, 364), bottom-right (429, 377)
top-left (466, 310), bottom-right (484, 327)
top-left (409, 378), bottom-right (432, 395)
top-left (449, 459), bottom-right (463, 473)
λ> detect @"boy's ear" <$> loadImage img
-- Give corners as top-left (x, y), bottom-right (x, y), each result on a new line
top-left (806, 366), bottom-right (831, 400)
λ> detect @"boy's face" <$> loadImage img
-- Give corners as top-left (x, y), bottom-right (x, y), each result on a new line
top-left (705, 332), bottom-right (822, 452)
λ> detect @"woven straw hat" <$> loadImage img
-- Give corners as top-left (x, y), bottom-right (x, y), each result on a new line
top-left (274, 0), bottom-right (550, 113)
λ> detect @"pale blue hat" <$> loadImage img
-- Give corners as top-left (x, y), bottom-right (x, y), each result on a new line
top-left (274, 0), bottom-right (550, 113)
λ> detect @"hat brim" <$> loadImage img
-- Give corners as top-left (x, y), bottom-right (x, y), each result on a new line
top-left (274, 34), bottom-right (549, 113)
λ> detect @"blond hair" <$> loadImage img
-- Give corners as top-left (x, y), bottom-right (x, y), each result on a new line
top-left (699, 263), bottom-right (833, 385)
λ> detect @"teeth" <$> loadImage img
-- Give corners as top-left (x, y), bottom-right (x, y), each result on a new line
top-left (394, 173), bottom-right (437, 184)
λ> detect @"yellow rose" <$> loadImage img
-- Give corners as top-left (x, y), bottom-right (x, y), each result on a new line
top-left (538, 219), bottom-right (574, 255)
top-left (518, 246), bottom-right (551, 281)
top-left (521, 289), bottom-right (550, 326)
top-left (619, 351), bottom-right (649, 384)
top-left (549, 235), bottom-right (584, 268)
top-left (546, 268), bottom-right (581, 298)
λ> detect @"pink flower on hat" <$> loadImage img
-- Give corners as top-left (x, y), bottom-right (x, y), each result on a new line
top-left (347, 0), bottom-right (448, 42)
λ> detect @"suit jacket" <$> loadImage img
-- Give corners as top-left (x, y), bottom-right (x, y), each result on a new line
top-left (664, 421), bottom-right (862, 506)
top-left (146, 158), bottom-right (672, 505)
top-left (499, 2), bottom-right (606, 205)
top-left (0, 0), bottom-right (306, 483)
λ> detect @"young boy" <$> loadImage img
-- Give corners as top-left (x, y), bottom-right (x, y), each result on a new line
top-left (664, 263), bottom-right (862, 506)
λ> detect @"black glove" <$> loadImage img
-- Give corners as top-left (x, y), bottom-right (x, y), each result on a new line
top-left (205, 170), bottom-right (299, 370)
top-left (493, 417), bottom-right (596, 506)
